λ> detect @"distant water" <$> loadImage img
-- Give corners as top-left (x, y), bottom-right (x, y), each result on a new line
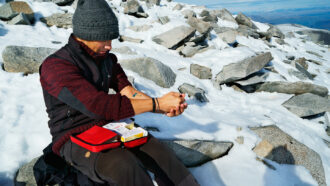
top-left (174, 0), bottom-right (330, 30)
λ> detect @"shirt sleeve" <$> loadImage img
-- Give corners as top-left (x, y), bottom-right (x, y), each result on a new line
top-left (108, 53), bottom-right (132, 92)
top-left (40, 57), bottom-right (135, 121)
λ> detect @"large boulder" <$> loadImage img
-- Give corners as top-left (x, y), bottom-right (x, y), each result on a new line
top-left (199, 10), bottom-right (218, 23)
top-left (282, 93), bottom-right (330, 117)
top-left (237, 25), bottom-right (260, 39)
top-left (190, 64), bottom-right (212, 79)
top-left (296, 29), bottom-right (330, 45)
top-left (119, 57), bottom-right (176, 88)
top-left (215, 52), bottom-right (273, 84)
top-left (178, 83), bottom-right (209, 103)
top-left (235, 12), bottom-right (257, 29)
top-left (211, 8), bottom-right (237, 23)
top-left (251, 125), bottom-right (326, 186)
top-left (152, 26), bottom-right (196, 49)
top-left (161, 140), bottom-right (233, 167)
top-left (0, 1), bottom-right (34, 23)
top-left (217, 29), bottom-right (238, 44)
top-left (266, 26), bottom-right (285, 39)
top-left (187, 17), bottom-right (211, 35)
top-left (40, 13), bottom-right (73, 29)
top-left (2, 46), bottom-right (57, 73)
top-left (256, 81), bottom-right (328, 97)
top-left (7, 12), bottom-right (31, 25)
top-left (234, 72), bottom-right (269, 86)
top-left (180, 45), bottom-right (202, 58)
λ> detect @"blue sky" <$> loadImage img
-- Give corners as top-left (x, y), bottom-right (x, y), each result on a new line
top-left (174, 0), bottom-right (330, 13)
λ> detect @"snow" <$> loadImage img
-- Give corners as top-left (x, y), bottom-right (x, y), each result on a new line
top-left (0, 0), bottom-right (329, 185)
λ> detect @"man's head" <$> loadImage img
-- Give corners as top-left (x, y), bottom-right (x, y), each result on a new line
top-left (72, 0), bottom-right (119, 53)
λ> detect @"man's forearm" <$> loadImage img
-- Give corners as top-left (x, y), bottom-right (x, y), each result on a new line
top-left (120, 86), bottom-right (151, 99)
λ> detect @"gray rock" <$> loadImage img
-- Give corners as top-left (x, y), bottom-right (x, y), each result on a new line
top-left (128, 24), bottom-right (152, 32)
top-left (282, 93), bottom-right (330, 117)
top-left (275, 38), bottom-right (285, 45)
top-left (283, 60), bottom-right (291, 64)
top-left (266, 26), bottom-right (285, 39)
top-left (111, 46), bottom-right (137, 55)
top-left (180, 45), bottom-right (201, 57)
top-left (0, 1), bottom-right (34, 22)
top-left (152, 26), bottom-right (196, 49)
top-left (217, 29), bottom-right (238, 44)
top-left (256, 81), bottom-right (328, 97)
top-left (293, 62), bottom-right (314, 80)
top-left (237, 25), bottom-right (260, 39)
top-left (286, 31), bottom-right (295, 38)
top-left (294, 57), bottom-right (308, 70)
top-left (34, 0), bottom-right (74, 6)
top-left (158, 16), bottom-right (170, 25)
top-left (178, 83), bottom-right (208, 102)
top-left (160, 140), bottom-right (233, 167)
top-left (15, 157), bottom-right (38, 185)
top-left (123, 0), bottom-right (146, 17)
top-left (235, 136), bottom-right (244, 144)
top-left (40, 13), bottom-right (73, 29)
top-left (7, 12), bottom-right (31, 25)
top-left (172, 4), bottom-right (184, 11)
top-left (251, 125), bottom-right (326, 186)
top-left (286, 56), bottom-right (295, 60)
top-left (2, 46), bottom-right (57, 73)
top-left (119, 36), bottom-right (144, 43)
top-left (306, 50), bottom-right (323, 58)
top-left (235, 12), bottom-right (257, 29)
top-left (212, 26), bottom-right (233, 34)
top-left (187, 17), bottom-right (211, 35)
top-left (211, 8), bottom-right (237, 23)
top-left (190, 64), bottom-right (212, 79)
top-left (215, 52), bottom-right (273, 84)
top-left (188, 34), bottom-right (207, 44)
top-left (199, 10), bottom-right (218, 23)
top-left (181, 9), bottom-right (196, 19)
top-left (119, 57), bottom-right (176, 88)
top-left (234, 72), bottom-right (269, 86)
top-left (146, 0), bottom-right (160, 6)
top-left (296, 29), bottom-right (330, 45)
top-left (307, 59), bottom-right (323, 66)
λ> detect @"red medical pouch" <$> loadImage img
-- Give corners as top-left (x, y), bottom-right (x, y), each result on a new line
top-left (123, 136), bottom-right (148, 148)
top-left (70, 125), bottom-right (121, 152)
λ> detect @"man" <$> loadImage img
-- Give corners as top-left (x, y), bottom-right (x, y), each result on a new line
top-left (39, 0), bottom-right (199, 185)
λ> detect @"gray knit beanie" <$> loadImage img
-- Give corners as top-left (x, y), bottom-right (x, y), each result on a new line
top-left (72, 0), bottom-right (119, 41)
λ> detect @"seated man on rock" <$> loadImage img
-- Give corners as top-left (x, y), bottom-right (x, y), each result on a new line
top-left (39, 0), bottom-right (199, 185)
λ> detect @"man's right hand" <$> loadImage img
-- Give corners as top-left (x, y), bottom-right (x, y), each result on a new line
top-left (158, 92), bottom-right (187, 116)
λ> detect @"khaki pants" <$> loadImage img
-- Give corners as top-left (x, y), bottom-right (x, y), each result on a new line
top-left (60, 136), bottom-right (200, 186)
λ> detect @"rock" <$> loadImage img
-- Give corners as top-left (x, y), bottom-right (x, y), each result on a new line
top-left (293, 62), bottom-right (313, 80)
top-left (34, 0), bottom-right (74, 6)
top-left (235, 136), bottom-right (244, 144)
top-left (7, 12), bottom-right (31, 25)
top-left (286, 56), bottom-right (295, 60)
top-left (119, 36), bottom-right (144, 43)
top-left (158, 16), bottom-right (170, 25)
top-left (190, 64), bottom-right (212, 79)
top-left (215, 52), bottom-right (273, 84)
top-left (2, 46), bottom-right (57, 73)
top-left (188, 34), bottom-right (207, 44)
top-left (307, 59), bottom-right (322, 66)
top-left (111, 46), bottom-right (137, 55)
top-left (146, 0), bottom-right (160, 6)
top-left (275, 38), bottom-right (285, 45)
top-left (178, 83), bottom-right (208, 103)
top-left (286, 31), bottom-right (295, 38)
top-left (283, 60), bottom-right (291, 64)
top-left (187, 17), bottom-right (211, 35)
top-left (306, 50), bottom-right (323, 58)
top-left (256, 81), bottom-right (328, 97)
top-left (251, 125), bottom-right (326, 186)
top-left (237, 25), bottom-right (260, 39)
top-left (172, 3), bottom-right (183, 11)
top-left (128, 24), bottom-right (152, 32)
top-left (182, 9), bottom-right (196, 19)
top-left (282, 93), bottom-right (330, 117)
top-left (180, 45), bottom-right (202, 57)
top-left (235, 12), bottom-right (257, 29)
top-left (266, 26), bottom-right (285, 39)
top-left (234, 72), bottom-right (269, 86)
top-left (211, 8), bottom-right (237, 23)
top-left (15, 157), bottom-right (39, 185)
top-left (160, 140), bottom-right (233, 167)
top-left (294, 57), bottom-right (308, 70)
top-left (0, 1), bottom-right (34, 23)
top-left (152, 26), bottom-right (196, 49)
top-left (40, 13), bottom-right (73, 29)
top-left (217, 29), bottom-right (238, 44)
top-left (123, 0), bottom-right (147, 18)
top-left (199, 10), bottom-right (218, 23)
top-left (119, 57), bottom-right (176, 88)
top-left (296, 29), bottom-right (330, 45)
